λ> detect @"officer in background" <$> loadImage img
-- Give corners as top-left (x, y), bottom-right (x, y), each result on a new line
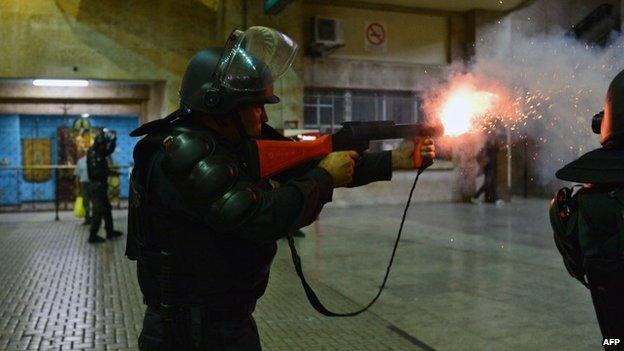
top-left (87, 129), bottom-right (123, 243)
top-left (550, 69), bottom-right (624, 350)
top-left (126, 26), bottom-right (435, 350)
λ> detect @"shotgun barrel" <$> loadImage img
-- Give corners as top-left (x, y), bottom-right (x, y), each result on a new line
top-left (332, 121), bottom-right (444, 152)
top-left (337, 121), bottom-right (444, 140)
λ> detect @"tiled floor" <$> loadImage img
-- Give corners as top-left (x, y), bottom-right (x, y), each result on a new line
top-left (0, 198), bottom-right (603, 350)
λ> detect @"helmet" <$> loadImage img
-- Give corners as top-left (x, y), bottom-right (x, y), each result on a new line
top-left (599, 69), bottom-right (624, 146)
top-left (179, 26), bottom-right (298, 116)
top-left (94, 128), bottom-right (117, 156)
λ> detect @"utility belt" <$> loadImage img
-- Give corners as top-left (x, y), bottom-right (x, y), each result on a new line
top-left (143, 297), bottom-right (256, 322)
top-left (139, 249), bottom-right (259, 322)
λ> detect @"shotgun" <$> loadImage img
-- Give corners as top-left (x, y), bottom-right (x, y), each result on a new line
top-left (251, 120), bottom-right (444, 178)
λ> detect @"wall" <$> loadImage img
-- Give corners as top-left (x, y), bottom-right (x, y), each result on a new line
top-left (303, 3), bottom-right (449, 64)
top-left (301, 3), bottom-right (450, 91)
top-left (0, 0), bottom-right (188, 115)
top-left (304, 58), bottom-right (444, 91)
top-left (0, 0), bottom-right (303, 126)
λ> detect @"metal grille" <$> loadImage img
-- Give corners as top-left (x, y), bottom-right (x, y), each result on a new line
top-left (0, 166), bottom-right (132, 213)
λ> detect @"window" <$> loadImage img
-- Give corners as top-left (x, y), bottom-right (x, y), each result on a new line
top-left (304, 91), bottom-right (344, 132)
top-left (304, 89), bottom-right (420, 132)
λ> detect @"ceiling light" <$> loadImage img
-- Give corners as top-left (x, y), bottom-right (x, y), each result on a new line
top-left (32, 79), bottom-right (89, 87)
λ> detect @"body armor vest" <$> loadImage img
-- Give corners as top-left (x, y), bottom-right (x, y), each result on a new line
top-left (126, 126), bottom-right (274, 310)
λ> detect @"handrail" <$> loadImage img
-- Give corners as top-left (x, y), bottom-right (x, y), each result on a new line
top-left (0, 165), bottom-right (131, 219)
top-left (0, 165), bottom-right (132, 170)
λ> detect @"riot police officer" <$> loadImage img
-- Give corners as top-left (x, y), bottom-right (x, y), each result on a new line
top-left (550, 69), bottom-right (624, 350)
top-left (126, 26), bottom-right (435, 350)
top-left (87, 129), bottom-right (123, 243)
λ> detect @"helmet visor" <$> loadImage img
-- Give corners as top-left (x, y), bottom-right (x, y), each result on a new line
top-left (218, 26), bottom-right (298, 92)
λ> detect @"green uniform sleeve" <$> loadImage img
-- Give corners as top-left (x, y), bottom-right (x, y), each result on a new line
top-left (271, 151), bottom-right (392, 187)
top-left (151, 149), bottom-right (334, 244)
top-left (349, 151), bottom-right (392, 187)
top-left (235, 167), bottom-right (333, 243)
top-left (214, 151), bottom-right (392, 242)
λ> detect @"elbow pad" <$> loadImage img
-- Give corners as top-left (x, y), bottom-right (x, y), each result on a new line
top-left (549, 187), bottom-right (588, 287)
top-left (210, 182), bottom-right (262, 229)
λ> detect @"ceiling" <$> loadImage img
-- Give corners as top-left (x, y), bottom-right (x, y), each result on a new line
top-left (350, 0), bottom-right (528, 12)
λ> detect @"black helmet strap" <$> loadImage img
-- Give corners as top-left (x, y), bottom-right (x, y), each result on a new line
top-left (232, 109), bottom-right (252, 143)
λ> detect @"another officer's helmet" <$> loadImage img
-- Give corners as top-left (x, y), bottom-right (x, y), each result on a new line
top-left (179, 26), bottom-right (298, 117)
top-left (599, 69), bottom-right (624, 147)
top-left (94, 128), bottom-right (117, 155)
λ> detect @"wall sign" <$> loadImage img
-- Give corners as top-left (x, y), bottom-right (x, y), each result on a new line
top-left (365, 22), bottom-right (387, 51)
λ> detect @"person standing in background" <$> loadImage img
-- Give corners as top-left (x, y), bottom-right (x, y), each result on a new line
top-left (74, 154), bottom-right (92, 225)
top-left (473, 134), bottom-right (499, 203)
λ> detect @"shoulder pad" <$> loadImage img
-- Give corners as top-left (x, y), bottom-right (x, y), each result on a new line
top-left (210, 182), bottom-right (262, 229)
top-left (189, 154), bottom-right (239, 201)
top-left (163, 131), bottom-right (216, 174)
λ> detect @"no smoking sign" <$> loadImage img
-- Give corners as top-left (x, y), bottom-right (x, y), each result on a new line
top-left (365, 22), bottom-right (387, 51)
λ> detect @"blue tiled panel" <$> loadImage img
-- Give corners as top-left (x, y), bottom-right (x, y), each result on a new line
top-left (0, 115), bottom-right (139, 205)
top-left (90, 116), bottom-right (139, 198)
top-left (0, 115), bottom-right (21, 205)
top-left (19, 115), bottom-right (74, 202)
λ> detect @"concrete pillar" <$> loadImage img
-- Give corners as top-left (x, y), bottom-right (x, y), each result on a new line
top-left (344, 91), bottom-right (352, 122)
top-left (621, 0), bottom-right (624, 30)
top-left (449, 12), bottom-right (475, 62)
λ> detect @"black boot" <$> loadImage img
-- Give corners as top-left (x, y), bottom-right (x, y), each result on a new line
top-left (107, 230), bottom-right (123, 239)
top-left (88, 235), bottom-right (105, 244)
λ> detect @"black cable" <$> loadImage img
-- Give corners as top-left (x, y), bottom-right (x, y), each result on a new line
top-left (287, 168), bottom-right (423, 317)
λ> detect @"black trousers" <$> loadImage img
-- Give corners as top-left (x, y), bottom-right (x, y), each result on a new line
top-left (586, 258), bottom-right (624, 350)
top-left (89, 181), bottom-right (113, 237)
top-left (474, 162), bottom-right (498, 202)
top-left (139, 305), bottom-right (261, 351)
top-left (80, 181), bottom-right (92, 221)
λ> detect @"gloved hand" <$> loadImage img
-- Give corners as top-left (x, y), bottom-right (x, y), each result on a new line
top-left (391, 138), bottom-right (435, 170)
top-left (318, 151), bottom-right (359, 187)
